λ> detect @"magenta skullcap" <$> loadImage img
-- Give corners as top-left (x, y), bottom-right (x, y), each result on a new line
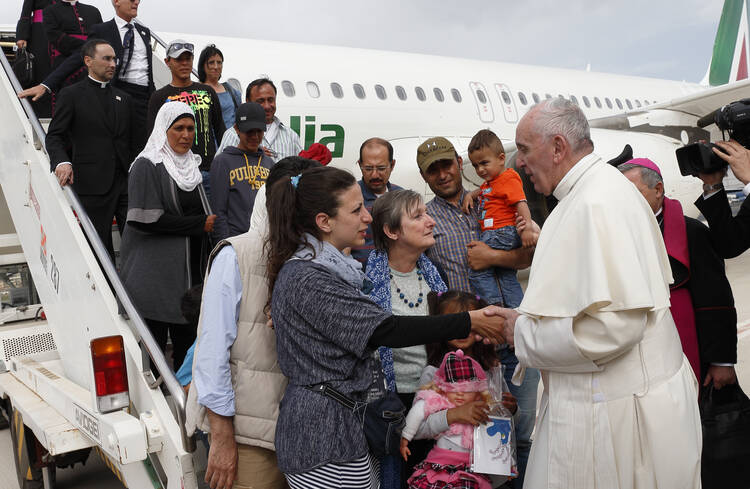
top-left (625, 158), bottom-right (662, 176)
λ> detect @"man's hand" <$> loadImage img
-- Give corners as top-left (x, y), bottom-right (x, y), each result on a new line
top-left (205, 411), bottom-right (237, 489)
top-left (483, 306), bottom-right (518, 347)
top-left (713, 140), bottom-right (750, 185)
top-left (16, 40), bottom-right (27, 49)
top-left (467, 241), bottom-right (495, 271)
top-left (55, 164), bottom-right (73, 186)
top-left (468, 308), bottom-right (504, 345)
top-left (446, 400), bottom-right (490, 426)
top-left (703, 365), bottom-right (737, 390)
top-left (261, 146), bottom-right (276, 159)
top-left (18, 84), bottom-right (48, 102)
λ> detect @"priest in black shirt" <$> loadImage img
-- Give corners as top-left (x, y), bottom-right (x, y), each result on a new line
top-left (46, 38), bottom-right (135, 261)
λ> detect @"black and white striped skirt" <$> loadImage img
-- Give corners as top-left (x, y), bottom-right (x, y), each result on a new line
top-left (285, 453), bottom-right (380, 489)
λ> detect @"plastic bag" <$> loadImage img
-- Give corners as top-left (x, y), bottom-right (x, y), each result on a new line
top-left (700, 383), bottom-right (750, 489)
top-left (471, 365), bottom-right (518, 477)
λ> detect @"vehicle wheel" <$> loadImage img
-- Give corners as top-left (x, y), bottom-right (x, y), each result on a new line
top-left (8, 405), bottom-right (55, 489)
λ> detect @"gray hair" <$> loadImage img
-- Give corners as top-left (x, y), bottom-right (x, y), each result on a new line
top-left (371, 189), bottom-right (423, 251)
top-left (617, 163), bottom-right (663, 189)
top-left (531, 98), bottom-right (593, 152)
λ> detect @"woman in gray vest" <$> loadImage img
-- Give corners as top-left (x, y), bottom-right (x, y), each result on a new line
top-left (266, 166), bottom-right (504, 488)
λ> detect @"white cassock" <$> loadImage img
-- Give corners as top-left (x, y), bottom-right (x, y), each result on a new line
top-left (514, 153), bottom-right (701, 489)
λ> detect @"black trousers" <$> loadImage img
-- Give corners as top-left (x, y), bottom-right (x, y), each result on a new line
top-left (114, 80), bottom-right (151, 154)
top-left (78, 176), bottom-right (127, 264)
top-left (145, 318), bottom-right (196, 371)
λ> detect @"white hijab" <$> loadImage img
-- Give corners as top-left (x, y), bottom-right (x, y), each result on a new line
top-left (133, 101), bottom-right (203, 192)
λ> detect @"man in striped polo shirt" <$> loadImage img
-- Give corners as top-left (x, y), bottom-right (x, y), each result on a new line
top-left (217, 78), bottom-right (302, 162)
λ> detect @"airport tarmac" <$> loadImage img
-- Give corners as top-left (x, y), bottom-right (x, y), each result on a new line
top-left (0, 253), bottom-right (749, 489)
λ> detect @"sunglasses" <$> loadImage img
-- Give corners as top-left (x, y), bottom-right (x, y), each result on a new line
top-left (167, 43), bottom-right (194, 56)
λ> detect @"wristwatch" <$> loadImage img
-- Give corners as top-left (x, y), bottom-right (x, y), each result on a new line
top-left (703, 183), bottom-right (723, 193)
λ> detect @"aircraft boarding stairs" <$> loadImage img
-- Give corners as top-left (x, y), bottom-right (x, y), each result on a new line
top-left (0, 32), bottom-right (203, 489)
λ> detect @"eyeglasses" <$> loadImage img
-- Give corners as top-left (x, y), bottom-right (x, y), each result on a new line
top-left (362, 166), bottom-right (390, 173)
top-left (167, 43), bottom-right (194, 57)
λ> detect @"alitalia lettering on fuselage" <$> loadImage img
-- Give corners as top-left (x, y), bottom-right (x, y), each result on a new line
top-left (289, 115), bottom-right (345, 158)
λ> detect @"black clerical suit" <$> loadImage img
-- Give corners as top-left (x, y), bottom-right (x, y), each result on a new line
top-left (42, 1), bottom-right (101, 87)
top-left (16, 0), bottom-right (54, 117)
top-left (695, 189), bottom-right (750, 259)
top-left (46, 77), bottom-right (134, 259)
top-left (42, 17), bottom-right (154, 151)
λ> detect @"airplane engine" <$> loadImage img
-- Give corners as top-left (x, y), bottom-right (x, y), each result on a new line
top-left (377, 130), bottom-right (703, 228)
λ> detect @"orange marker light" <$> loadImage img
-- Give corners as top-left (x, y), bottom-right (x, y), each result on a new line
top-left (90, 335), bottom-right (129, 413)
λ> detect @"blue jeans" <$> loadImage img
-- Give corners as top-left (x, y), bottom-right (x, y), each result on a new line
top-left (201, 170), bottom-right (211, 203)
top-left (500, 345), bottom-right (539, 489)
top-left (469, 226), bottom-right (524, 307)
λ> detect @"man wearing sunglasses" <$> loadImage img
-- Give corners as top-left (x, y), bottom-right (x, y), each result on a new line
top-left (19, 0), bottom-right (155, 153)
top-left (147, 40), bottom-right (226, 198)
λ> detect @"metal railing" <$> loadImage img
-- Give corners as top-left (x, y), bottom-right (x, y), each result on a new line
top-left (0, 49), bottom-right (195, 454)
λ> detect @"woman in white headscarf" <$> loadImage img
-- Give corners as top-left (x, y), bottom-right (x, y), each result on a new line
top-left (120, 101), bottom-right (217, 369)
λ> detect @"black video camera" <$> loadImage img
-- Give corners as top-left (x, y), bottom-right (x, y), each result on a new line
top-left (676, 98), bottom-right (750, 176)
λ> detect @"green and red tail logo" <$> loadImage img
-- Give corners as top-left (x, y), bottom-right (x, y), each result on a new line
top-left (709, 0), bottom-right (750, 85)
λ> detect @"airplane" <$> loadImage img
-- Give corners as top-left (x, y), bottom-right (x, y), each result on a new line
top-left (5, 0), bottom-right (750, 225)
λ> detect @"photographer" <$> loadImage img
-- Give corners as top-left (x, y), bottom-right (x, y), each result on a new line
top-left (695, 139), bottom-right (750, 258)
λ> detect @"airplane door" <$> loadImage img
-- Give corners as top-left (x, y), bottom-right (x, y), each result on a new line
top-left (470, 82), bottom-right (494, 123)
top-left (494, 83), bottom-right (518, 123)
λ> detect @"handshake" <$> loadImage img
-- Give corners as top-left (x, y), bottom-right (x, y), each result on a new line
top-left (467, 306), bottom-right (519, 346)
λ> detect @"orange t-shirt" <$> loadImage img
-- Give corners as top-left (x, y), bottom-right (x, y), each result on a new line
top-left (477, 168), bottom-right (526, 231)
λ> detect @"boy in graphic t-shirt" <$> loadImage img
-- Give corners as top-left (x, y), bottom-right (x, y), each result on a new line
top-left (462, 129), bottom-right (537, 307)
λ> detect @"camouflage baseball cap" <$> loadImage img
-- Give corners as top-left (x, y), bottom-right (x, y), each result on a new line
top-left (417, 137), bottom-right (457, 173)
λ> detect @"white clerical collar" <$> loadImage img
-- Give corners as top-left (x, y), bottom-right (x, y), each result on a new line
top-left (552, 152), bottom-right (599, 201)
top-left (88, 75), bottom-right (109, 88)
top-left (655, 207), bottom-right (663, 218)
top-left (62, 0), bottom-right (77, 4)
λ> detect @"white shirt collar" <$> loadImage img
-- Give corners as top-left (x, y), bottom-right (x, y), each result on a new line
top-left (552, 152), bottom-right (598, 201)
top-left (114, 14), bottom-right (136, 29)
top-left (88, 75), bottom-right (109, 88)
top-left (62, 0), bottom-right (77, 4)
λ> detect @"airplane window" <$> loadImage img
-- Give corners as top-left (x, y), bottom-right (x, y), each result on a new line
top-left (282, 80), bottom-right (296, 97)
top-left (451, 88), bottom-right (462, 103)
top-left (416, 86), bottom-right (427, 101)
top-left (594, 97), bottom-right (602, 108)
top-left (558, 94), bottom-right (565, 99)
top-left (626, 99), bottom-right (633, 109)
top-left (570, 95), bottom-right (579, 105)
top-left (375, 84), bottom-right (387, 100)
top-left (500, 91), bottom-right (512, 105)
top-left (532, 93), bottom-right (540, 103)
top-left (605, 97), bottom-right (613, 109)
top-left (396, 85), bottom-right (407, 101)
top-left (306, 81), bottom-right (320, 99)
top-left (475, 89), bottom-right (486, 104)
top-left (615, 98), bottom-right (623, 109)
top-left (518, 92), bottom-right (528, 105)
top-left (545, 93), bottom-right (552, 99)
top-left (434, 88), bottom-right (445, 102)
top-left (330, 82), bottom-right (343, 99)
top-left (582, 96), bottom-right (591, 108)
top-left (642, 100), bottom-right (648, 106)
top-left (353, 83), bottom-right (366, 99)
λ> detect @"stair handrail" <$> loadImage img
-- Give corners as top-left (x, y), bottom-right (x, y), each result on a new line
top-left (0, 48), bottom-right (195, 454)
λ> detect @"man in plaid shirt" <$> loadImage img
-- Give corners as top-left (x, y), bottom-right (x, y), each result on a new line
top-left (418, 136), bottom-right (539, 487)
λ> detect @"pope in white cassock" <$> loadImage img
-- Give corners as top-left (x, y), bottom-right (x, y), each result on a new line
top-left (492, 98), bottom-right (701, 488)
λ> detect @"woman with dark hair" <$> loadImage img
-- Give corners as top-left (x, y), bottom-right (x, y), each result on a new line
top-left (364, 189), bottom-right (446, 486)
top-left (120, 101), bottom-right (216, 369)
top-left (266, 166), bottom-right (504, 487)
top-left (197, 44), bottom-right (241, 133)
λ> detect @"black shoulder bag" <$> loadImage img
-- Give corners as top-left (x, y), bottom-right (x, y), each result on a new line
top-left (13, 47), bottom-right (35, 88)
top-left (305, 383), bottom-right (406, 458)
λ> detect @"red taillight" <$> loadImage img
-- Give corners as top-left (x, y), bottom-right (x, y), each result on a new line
top-left (91, 335), bottom-right (129, 413)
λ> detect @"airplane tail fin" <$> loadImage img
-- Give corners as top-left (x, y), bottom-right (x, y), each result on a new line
top-left (704, 0), bottom-right (750, 86)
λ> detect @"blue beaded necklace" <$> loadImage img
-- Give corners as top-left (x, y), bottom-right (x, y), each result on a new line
top-left (389, 266), bottom-right (424, 308)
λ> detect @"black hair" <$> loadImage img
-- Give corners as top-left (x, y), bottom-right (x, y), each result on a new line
top-left (246, 78), bottom-right (277, 101)
top-left (81, 38), bottom-right (111, 60)
top-left (266, 157), bottom-right (322, 192)
top-left (358, 137), bottom-right (394, 163)
top-left (265, 166), bottom-right (356, 299)
top-left (425, 290), bottom-right (498, 371)
top-left (197, 44), bottom-right (224, 83)
top-left (180, 284), bottom-right (203, 327)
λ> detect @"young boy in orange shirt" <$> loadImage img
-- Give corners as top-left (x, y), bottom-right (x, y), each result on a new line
top-left (462, 129), bottom-right (536, 307)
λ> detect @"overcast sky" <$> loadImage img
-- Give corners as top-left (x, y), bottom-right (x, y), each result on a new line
top-left (1, 0), bottom-right (726, 82)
